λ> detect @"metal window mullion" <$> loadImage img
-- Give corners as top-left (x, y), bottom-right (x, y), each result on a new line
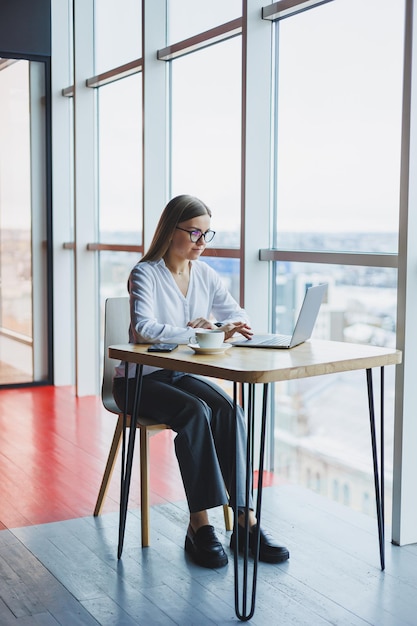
top-left (51, 0), bottom-right (74, 386)
top-left (259, 249), bottom-right (398, 268)
top-left (72, 0), bottom-right (99, 396)
top-left (62, 59), bottom-right (144, 96)
top-left (157, 18), bottom-right (242, 61)
top-left (29, 62), bottom-right (49, 381)
top-left (61, 85), bottom-right (74, 97)
top-left (392, 0), bottom-right (417, 547)
top-left (262, 0), bottom-right (335, 22)
top-left (142, 0), bottom-right (168, 249)
top-left (86, 58), bottom-right (143, 88)
top-left (243, 0), bottom-right (275, 470)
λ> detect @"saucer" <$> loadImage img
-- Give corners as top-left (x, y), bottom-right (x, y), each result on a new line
top-left (187, 343), bottom-right (233, 355)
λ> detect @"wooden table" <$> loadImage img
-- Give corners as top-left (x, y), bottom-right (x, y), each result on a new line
top-left (109, 340), bottom-right (402, 621)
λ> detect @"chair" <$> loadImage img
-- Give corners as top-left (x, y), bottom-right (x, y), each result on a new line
top-left (94, 297), bottom-right (233, 547)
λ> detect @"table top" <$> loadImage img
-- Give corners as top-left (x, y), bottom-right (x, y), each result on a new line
top-left (109, 340), bottom-right (402, 384)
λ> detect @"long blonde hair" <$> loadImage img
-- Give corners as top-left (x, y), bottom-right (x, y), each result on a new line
top-left (141, 195), bottom-right (212, 263)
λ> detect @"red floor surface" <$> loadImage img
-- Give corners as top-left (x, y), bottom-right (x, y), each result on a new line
top-left (0, 385), bottom-right (278, 531)
top-left (0, 386), bottom-right (184, 530)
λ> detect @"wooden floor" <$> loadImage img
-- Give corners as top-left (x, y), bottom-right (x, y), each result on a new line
top-left (0, 386), bottom-right (417, 625)
top-left (0, 386), bottom-right (185, 530)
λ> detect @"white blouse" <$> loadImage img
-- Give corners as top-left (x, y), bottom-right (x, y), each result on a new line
top-left (114, 258), bottom-right (250, 378)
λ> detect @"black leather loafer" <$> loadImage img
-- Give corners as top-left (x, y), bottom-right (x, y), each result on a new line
top-left (230, 524), bottom-right (290, 564)
top-left (185, 524), bottom-right (228, 569)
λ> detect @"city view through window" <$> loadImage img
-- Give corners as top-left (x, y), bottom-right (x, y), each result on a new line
top-left (97, 230), bottom-right (398, 520)
top-left (0, 60), bottom-right (33, 385)
top-left (1, 0), bottom-right (403, 520)
top-left (96, 0), bottom-right (403, 520)
top-left (268, 0), bottom-right (403, 520)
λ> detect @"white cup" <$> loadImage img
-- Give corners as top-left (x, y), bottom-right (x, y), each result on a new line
top-left (191, 329), bottom-right (225, 348)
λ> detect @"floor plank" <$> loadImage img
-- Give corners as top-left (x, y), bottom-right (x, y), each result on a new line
top-left (1, 385), bottom-right (417, 624)
top-left (4, 488), bottom-right (417, 625)
top-left (0, 386), bottom-right (184, 528)
top-left (0, 530), bottom-right (99, 625)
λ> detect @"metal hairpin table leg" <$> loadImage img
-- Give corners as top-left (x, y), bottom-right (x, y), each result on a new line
top-left (366, 367), bottom-right (385, 571)
top-left (233, 382), bottom-right (269, 621)
top-left (118, 363), bottom-right (143, 559)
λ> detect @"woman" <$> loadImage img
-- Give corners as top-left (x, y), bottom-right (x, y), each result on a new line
top-left (113, 194), bottom-right (289, 568)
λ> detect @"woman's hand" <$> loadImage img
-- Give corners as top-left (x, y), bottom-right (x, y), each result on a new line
top-left (187, 319), bottom-right (253, 341)
top-left (187, 317), bottom-right (214, 329)
top-left (218, 322), bottom-right (253, 341)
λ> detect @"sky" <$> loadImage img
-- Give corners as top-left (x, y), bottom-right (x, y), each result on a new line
top-left (0, 0), bottom-right (406, 235)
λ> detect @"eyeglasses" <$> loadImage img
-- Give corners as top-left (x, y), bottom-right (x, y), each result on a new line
top-left (175, 227), bottom-right (216, 243)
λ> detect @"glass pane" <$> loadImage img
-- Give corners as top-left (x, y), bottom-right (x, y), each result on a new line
top-left (94, 0), bottom-right (142, 74)
top-left (170, 38), bottom-right (241, 247)
top-left (274, 263), bottom-right (396, 346)
top-left (98, 74), bottom-right (142, 244)
top-left (274, 0), bottom-right (404, 252)
top-left (202, 256), bottom-right (240, 303)
top-left (0, 62), bottom-right (31, 334)
top-left (167, 0), bottom-right (241, 42)
top-left (99, 251), bottom-right (141, 302)
top-left (99, 251), bottom-right (141, 378)
top-left (0, 59), bottom-right (48, 385)
top-left (273, 261), bottom-right (397, 520)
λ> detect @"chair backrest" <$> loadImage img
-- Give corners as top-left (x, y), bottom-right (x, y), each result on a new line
top-left (102, 297), bottom-right (130, 415)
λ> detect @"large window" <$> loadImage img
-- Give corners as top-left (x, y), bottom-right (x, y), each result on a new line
top-left (94, 0), bottom-right (142, 74)
top-left (167, 0), bottom-right (241, 43)
top-left (272, 262), bottom-right (397, 517)
top-left (169, 36), bottom-right (242, 302)
top-left (92, 2), bottom-right (144, 363)
top-left (170, 37), bottom-right (242, 247)
top-left (0, 59), bottom-right (50, 386)
top-left (274, 0), bottom-right (404, 251)
top-left (98, 74), bottom-right (142, 301)
top-left (0, 61), bottom-right (32, 339)
top-left (270, 0), bottom-right (405, 519)
top-left (50, 0), bottom-right (417, 546)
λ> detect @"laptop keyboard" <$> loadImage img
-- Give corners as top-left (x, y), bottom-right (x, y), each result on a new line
top-left (259, 334), bottom-right (292, 346)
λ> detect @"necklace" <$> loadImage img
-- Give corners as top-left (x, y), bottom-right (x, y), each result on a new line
top-left (165, 260), bottom-right (188, 276)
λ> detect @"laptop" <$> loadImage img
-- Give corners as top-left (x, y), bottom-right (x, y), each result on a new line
top-left (234, 283), bottom-right (328, 349)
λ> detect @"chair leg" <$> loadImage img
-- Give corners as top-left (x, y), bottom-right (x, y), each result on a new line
top-left (223, 504), bottom-right (233, 531)
top-left (95, 419), bottom-right (232, 540)
top-left (140, 427), bottom-right (151, 547)
top-left (94, 416), bottom-right (123, 516)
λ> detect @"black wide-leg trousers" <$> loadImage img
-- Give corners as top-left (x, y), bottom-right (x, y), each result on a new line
top-left (113, 369), bottom-right (253, 514)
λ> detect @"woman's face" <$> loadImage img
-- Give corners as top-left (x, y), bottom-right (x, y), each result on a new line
top-left (168, 214), bottom-right (211, 261)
